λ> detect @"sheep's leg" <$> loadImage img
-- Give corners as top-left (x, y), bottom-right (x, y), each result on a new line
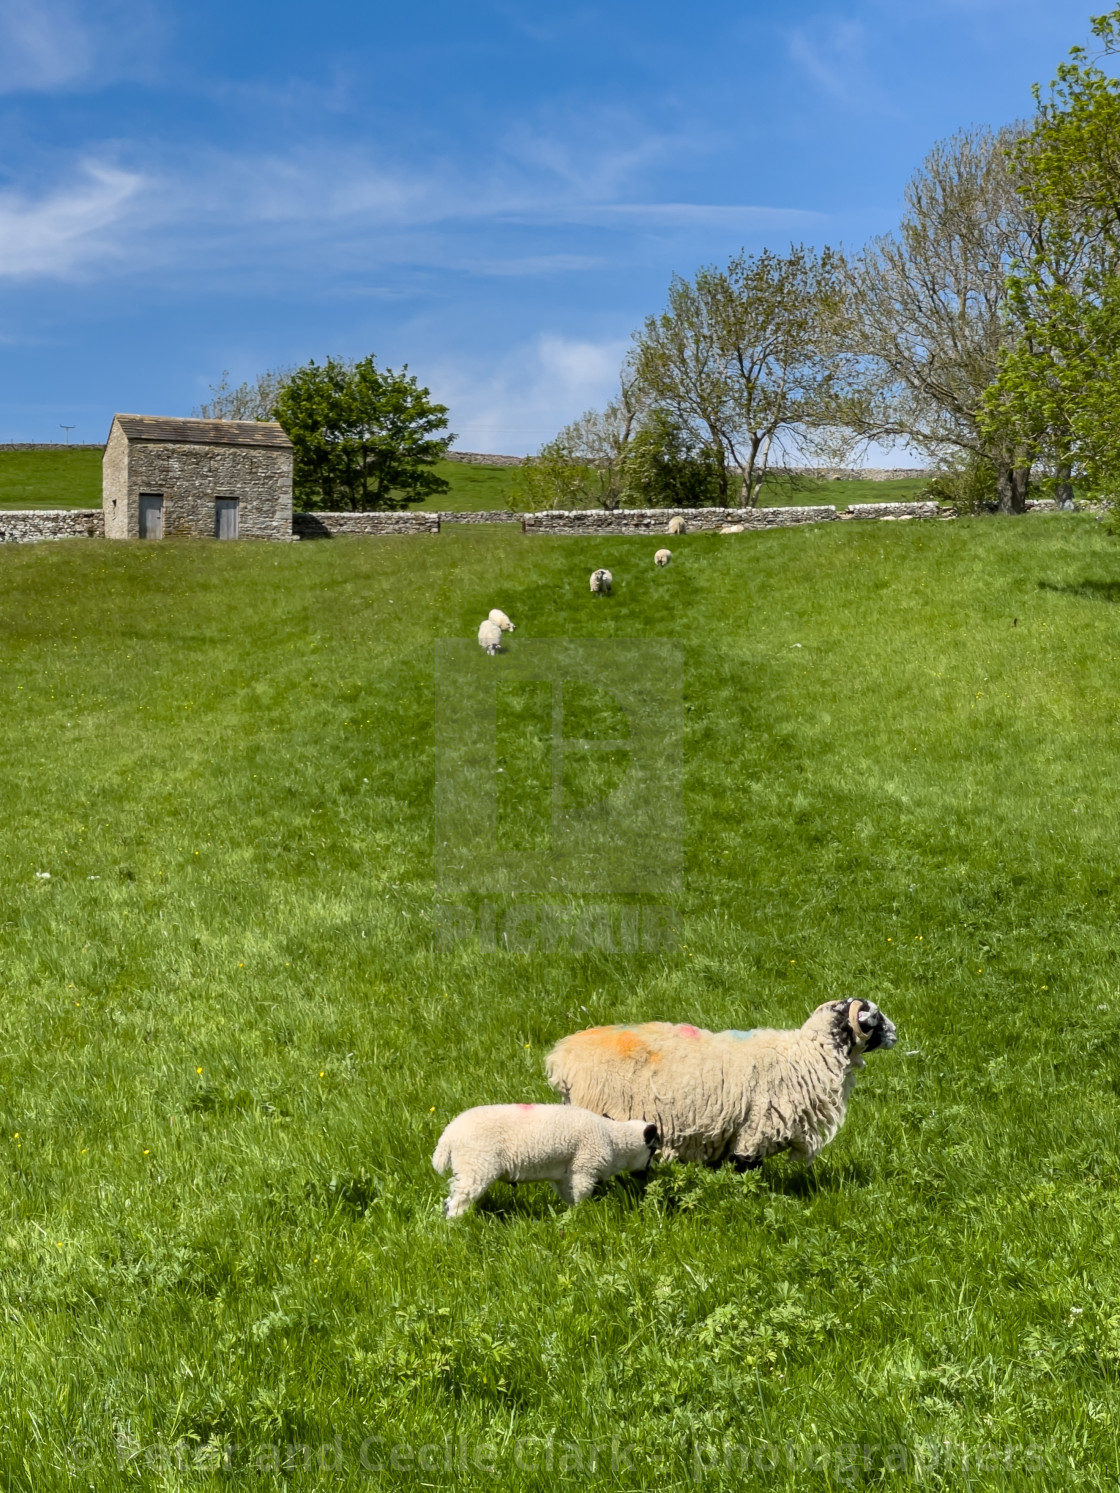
top-left (730, 1155), bottom-right (762, 1174)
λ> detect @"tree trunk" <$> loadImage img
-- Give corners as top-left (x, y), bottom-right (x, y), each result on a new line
top-left (1011, 464), bottom-right (1030, 513)
top-left (996, 459), bottom-right (1014, 515)
top-left (1055, 462), bottom-right (1075, 511)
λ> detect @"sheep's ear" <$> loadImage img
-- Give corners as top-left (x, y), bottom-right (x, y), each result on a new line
top-left (643, 1123), bottom-right (659, 1147)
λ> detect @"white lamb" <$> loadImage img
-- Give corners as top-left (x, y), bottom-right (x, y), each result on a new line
top-left (545, 1000), bottom-right (896, 1170)
top-left (432, 1103), bottom-right (658, 1217)
top-left (654, 549), bottom-right (672, 567)
top-left (478, 619), bottom-right (503, 655)
top-left (667, 515), bottom-right (686, 535)
top-left (488, 608), bottom-right (516, 632)
top-left (590, 568), bottom-right (613, 596)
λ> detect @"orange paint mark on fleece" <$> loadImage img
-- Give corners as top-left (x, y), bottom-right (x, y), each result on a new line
top-left (582, 1026), bottom-right (652, 1061)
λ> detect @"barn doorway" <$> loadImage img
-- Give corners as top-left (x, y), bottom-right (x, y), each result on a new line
top-left (139, 494), bottom-right (163, 539)
top-left (214, 498), bottom-right (239, 539)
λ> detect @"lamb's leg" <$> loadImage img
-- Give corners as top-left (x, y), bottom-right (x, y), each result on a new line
top-left (444, 1165), bottom-right (491, 1218)
top-left (566, 1170), bottom-right (599, 1205)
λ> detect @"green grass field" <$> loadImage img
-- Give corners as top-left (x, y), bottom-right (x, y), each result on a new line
top-left (1, 516), bottom-right (1117, 1489)
top-left (0, 449), bottom-right (928, 513)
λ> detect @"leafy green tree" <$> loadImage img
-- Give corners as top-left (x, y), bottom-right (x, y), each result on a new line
top-left (983, 11), bottom-right (1120, 504)
top-left (622, 411), bottom-right (724, 507)
top-left (273, 356), bottom-right (452, 511)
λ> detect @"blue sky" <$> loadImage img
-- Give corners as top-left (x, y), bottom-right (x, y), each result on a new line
top-left (0, 0), bottom-right (1098, 450)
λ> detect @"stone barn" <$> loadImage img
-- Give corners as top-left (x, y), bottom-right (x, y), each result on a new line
top-left (102, 415), bottom-right (293, 541)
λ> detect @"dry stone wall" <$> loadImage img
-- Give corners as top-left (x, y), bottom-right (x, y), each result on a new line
top-left (522, 506), bottom-right (840, 535)
top-left (293, 511), bottom-right (440, 537)
top-left (439, 510), bottom-right (520, 524)
top-left (0, 510), bottom-right (103, 543)
top-left (844, 501), bottom-right (940, 520)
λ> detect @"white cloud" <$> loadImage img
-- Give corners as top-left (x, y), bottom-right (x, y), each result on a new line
top-left (431, 334), bottom-right (628, 455)
top-left (0, 162), bottom-right (144, 276)
top-left (0, 0), bottom-right (163, 93)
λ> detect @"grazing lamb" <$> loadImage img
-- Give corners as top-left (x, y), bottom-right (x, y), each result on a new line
top-left (590, 568), bottom-right (613, 596)
top-left (478, 619), bottom-right (503, 655)
top-left (654, 548), bottom-right (672, 567)
top-left (489, 608), bottom-right (516, 632)
top-left (667, 515), bottom-right (686, 535)
top-left (432, 1103), bottom-right (658, 1217)
top-left (545, 1000), bottom-right (896, 1170)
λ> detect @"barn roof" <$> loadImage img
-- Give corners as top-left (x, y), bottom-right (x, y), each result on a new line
top-left (111, 415), bottom-right (292, 449)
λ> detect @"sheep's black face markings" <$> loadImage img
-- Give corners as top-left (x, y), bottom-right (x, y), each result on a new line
top-left (643, 1123), bottom-right (659, 1148)
top-left (834, 1000), bottom-right (898, 1053)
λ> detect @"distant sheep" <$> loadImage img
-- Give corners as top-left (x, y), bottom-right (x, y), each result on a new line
top-left (590, 568), bottom-right (613, 596)
top-left (545, 1000), bottom-right (896, 1170)
top-left (432, 1103), bottom-right (658, 1217)
top-left (667, 516), bottom-right (686, 535)
top-left (489, 609), bottom-right (516, 632)
top-left (478, 619), bottom-right (503, 655)
top-left (654, 549), bottom-right (672, 567)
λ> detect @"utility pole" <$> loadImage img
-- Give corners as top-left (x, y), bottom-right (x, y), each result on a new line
top-left (60, 425), bottom-right (75, 444)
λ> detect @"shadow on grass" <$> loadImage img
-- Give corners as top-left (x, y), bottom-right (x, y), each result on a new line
top-left (1038, 579), bottom-right (1120, 604)
top-left (472, 1172), bottom-right (654, 1220)
top-left (761, 1158), bottom-right (876, 1196)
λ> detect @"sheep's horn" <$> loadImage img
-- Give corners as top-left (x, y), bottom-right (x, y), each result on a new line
top-left (847, 1000), bottom-right (866, 1043)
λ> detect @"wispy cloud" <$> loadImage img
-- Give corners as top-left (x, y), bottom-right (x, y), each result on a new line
top-left (787, 19), bottom-right (886, 111)
top-left (0, 0), bottom-right (164, 93)
top-left (0, 162), bottom-right (144, 275)
top-left (432, 334), bottom-right (628, 454)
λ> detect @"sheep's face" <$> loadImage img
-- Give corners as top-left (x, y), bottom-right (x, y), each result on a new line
top-left (815, 1000), bottom-right (897, 1057)
top-left (847, 999), bottom-right (897, 1052)
top-left (612, 1119), bottom-right (659, 1172)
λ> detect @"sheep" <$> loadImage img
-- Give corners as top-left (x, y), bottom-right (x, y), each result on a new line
top-left (477, 619), bottom-right (503, 655)
top-left (667, 515), bottom-right (686, 535)
top-left (545, 999), bottom-right (896, 1170)
top-left (432, 1103), bottom-right (658, 1217)
top-left (590, 568), bottom-right (613, 596)
top-left (488, 608), bottom-right (516, 632)
top-left (654, 549), bottom-right (672, 567)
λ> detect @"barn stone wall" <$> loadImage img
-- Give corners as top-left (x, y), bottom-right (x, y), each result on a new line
top-left (102, 430), bottom-right (293, 540)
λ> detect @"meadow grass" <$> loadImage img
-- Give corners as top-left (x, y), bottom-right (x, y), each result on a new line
top-left (0, 516), bottom-right (1118, 1489)
top-left (0, 450), bottom-right (929, 514)
top-left (0, 449), bottom-right (103, 509)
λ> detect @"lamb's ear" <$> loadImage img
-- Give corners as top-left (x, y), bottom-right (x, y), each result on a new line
top-left (643, 1123), bottom-right (659, 1148)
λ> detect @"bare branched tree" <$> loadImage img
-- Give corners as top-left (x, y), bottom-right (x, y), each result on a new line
top-left (848, 127), bottom-right (1038, 512)
top-left (193, 367), bottom-right (295, 422)
top-left (516, 375), bottom-right (646, 511)
top-left (629, 246), bottom-right (854, 507)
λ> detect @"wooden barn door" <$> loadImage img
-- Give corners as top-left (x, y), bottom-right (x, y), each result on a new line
top-left (215, 498), bottom-right (239, 539)
top-left (139, 494), bottom-right (163, 539)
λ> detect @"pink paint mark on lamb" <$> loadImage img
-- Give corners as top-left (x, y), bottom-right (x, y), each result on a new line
top-left (517, 1103), bottom-right (535, 1110)
top-left (675, 1024), bottom-right (702, 1038)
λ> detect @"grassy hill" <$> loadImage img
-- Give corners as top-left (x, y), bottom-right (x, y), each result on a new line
top-left (0, 448), bottom-right (929, 513)
top-left (0, 515), bottom-right (1116, 1486)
